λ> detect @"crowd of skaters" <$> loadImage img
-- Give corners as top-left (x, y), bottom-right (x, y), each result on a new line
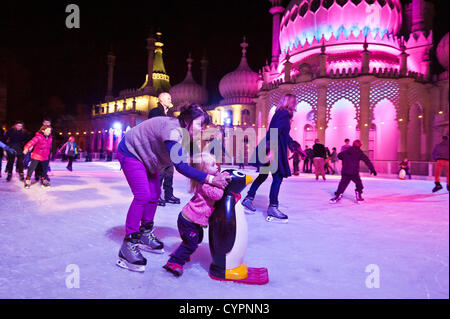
top-left (0, 118), bottom-right (81, 188)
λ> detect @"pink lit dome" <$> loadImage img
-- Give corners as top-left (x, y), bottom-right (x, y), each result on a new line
top-left (169, 56), bottom-right (208, 107)
top-left (280, 0), bottom-right (402, 53)
top-left (436, 33), bottom-right (449, 71)
top-left (219, 39), bottom-right (258, 105)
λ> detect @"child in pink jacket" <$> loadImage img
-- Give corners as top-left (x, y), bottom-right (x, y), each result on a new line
top-left (23, 125), bottom-right (52, 188)
top-left (163, 152), bottom-right (225, 277)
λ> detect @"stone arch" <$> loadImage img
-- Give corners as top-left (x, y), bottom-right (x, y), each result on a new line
top-left (291, 83), bottom-right (319, 122)
top-left (369, 80), bottom-right (400, 121)
top-left (327, 80), bottom-right (360, 123)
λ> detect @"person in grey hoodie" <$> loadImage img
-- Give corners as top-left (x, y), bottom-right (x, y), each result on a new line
top-left (431, 135), bottom-right (449, 192)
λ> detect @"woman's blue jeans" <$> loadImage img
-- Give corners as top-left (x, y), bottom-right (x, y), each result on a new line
top-left (246, 171), bottom-right (284, 206)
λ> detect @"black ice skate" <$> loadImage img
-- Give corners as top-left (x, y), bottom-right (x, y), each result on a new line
top-left (138, 222), bottom-right (164, 254)
top-left (24, 179), bottom-right (31, 189)
top-left (266, 205), bottom-right (288, 223)
top-left (329, 193), bottom-right (343, 204)
top-left (6, 174), bottom-right (12, 182)
top-left (116, 233), bottom-right (147, 272)
top-left (157, 197), bottom-right (166, 207)
top-left (242, 196), bottom-right (256, 214)
top-left (432, 182), bottom-right (443, 193)
top-left (19, 173), bottom-right (24, 181)
top-left (40, 178), bottom-right (50, 188)
top-left (165, 195), bottom-right (180, 204)
top-left (355, 191), bottom-right (364, 203)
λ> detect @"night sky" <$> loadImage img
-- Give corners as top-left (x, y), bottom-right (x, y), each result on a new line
top-left (0, 0), bottom-right (448, 129)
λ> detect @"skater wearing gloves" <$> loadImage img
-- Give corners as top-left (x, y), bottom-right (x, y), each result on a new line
top-left (330, 140), bottom-right (377, 204)
top-left (23, 125), bottom-right (53, 188)
top-left (431, 135), bottom-right (449, 192)
top-left (242, 93), bottom-right (298, 223)
top-left (163, 152), bottom-right (225, 277)
top-left (58, 136), bottom-right (78, 171)
top-left (115, 104), bottom-right (230, 272)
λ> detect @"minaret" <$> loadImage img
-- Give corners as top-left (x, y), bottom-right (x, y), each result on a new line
top-left (411, 0), bottom-right (426, 33)
top-left (269, 0), bottom-right (284, 68)
top-left (144, 30), bottom-right (156, 94)
top-left (106, 47), bottom-right (115, 101)
top-left (152, 31), bottom-right (171, 94)
top-left (200, 53), bottom-right (208, 89)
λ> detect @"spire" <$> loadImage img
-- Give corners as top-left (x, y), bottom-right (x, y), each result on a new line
top-left (200, 51), bottom-right (208, 88)
top-left (106, 46), bottom-right (116, 101)
top-left (269, 0), bottom-right (284, 67)
top-left (238, 36), bottom-right (250, 69)
top-left (144, 29), bottom-right (156, 94)
top-left (185, 53), bottom-right (194, 81)
top-left (151, 31), bottom-right (171, 94)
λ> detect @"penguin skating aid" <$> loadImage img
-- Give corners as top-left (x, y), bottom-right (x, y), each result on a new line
top-left (208, 169), bottom-right (269, 285)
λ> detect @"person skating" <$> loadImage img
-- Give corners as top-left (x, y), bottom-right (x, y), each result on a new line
top-left (324, 147), bottom-right (335, 175)
top-left (303, 145), bottom-right (311, 173)
top-left (431, 135), bottom-right (449, 192)
top-left (312, 139), bottom-right (327, 181)
top-left (340, 138), bottom-right (351, 152)
top-left (0, 141), bottom-right (17, 170)
top-left (4, 121), bottom-right (29, 181)
top-left (23, 125), bottom-right (52, 189)
top-left (34, 118), bottom-right (53, 181)
top-left (399, 158), bottom-right (412, 180)
top-left (148, 92), bottom-right (180, 206)
top-left (163, 153), bottom-right (225, 277)
top-left (116, 104), bottom-right (230, 272)
top-left (58, 136), bottom-right (78, 171)
top-left (330, 147), bottom-right (338, 175)
top-left (288, 141), bottom-right (306, 176)
top-left (242, 94), bottom-right (298, 223)
top-left (329, 140), bottom-right (377, 204)
top-left (0, 125), bottom-right (5, 178)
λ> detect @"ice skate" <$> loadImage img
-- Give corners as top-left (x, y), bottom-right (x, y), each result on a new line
top-left (242, 196), bottom-right (256, 214)
top-left (266, 205), bottom-right (288, 223)
top-left (165, 195), bottom-right (180, 204)
top-left (157, 197), bottom-right (166, 207)
top-left (24, 179), bottom-right (31, 189)
top-left (163, 262), bottom-right (183, 277)
top-left (138, 222), bottom-right (164, 254)
top-left (19, 173), bottom-right (24, 181)
top-left (116, 233), bottom-right (147, 272)
top-left (40, 178), bottom-right (50, 188)
top-left (355, 191), bottom-right (364, 204)
top-left (329, 193), bottom-right (343, 204)
top-left (6, 174), bottom-right (12, 182)
top-left (432, 182), bottom-right (443, 193)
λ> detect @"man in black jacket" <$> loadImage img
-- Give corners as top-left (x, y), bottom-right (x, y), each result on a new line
top-left (312, 139), bottom-right (327, 180)
top-left (330, 140), bottom-right (377, 203)
top-left (4, 121), bottom-right (29, 181)
top-left (148, 92), bottom-right (180, 206)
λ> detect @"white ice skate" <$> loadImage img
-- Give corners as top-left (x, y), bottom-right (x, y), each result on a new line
top-left (266, 205), bottom-right (288, 223)
top-left (116, 257), bottom-right (146, 273)
top-left (355, 191), bottom-right (364, 204)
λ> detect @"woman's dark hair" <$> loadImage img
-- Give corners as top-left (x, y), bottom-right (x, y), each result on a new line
top-left (177, 103), bottom-right (211, 129)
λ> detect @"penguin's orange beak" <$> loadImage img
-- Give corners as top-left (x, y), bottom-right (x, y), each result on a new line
top-left (245, 175), bottom-right (253, 185)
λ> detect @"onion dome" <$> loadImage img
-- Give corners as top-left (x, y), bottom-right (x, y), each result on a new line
top-left (169, 55), bottom-right (208, 107)
top-left (280, 0), bottom-right (402, 54)
top-left (436, 32), bottom-right (449, 71)
top-left (219, 38), bottom-right (259, 105)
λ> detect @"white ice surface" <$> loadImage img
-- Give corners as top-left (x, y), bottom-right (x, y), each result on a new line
top-left (0, 161), bottom-right (448, 299)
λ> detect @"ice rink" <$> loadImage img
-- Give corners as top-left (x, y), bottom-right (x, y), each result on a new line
top-left (0, 161), bottom-right (448, 299)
